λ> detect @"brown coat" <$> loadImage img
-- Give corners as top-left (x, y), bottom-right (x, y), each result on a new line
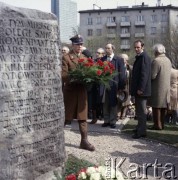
top-left (169, 68), bottom-right (178, 110)
top-left (62, 50), bottom-right (88, 120)
top-left (148, 54), bottom-right (172, 108)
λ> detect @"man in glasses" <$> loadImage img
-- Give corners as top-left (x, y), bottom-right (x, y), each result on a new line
top-left (89, 48), bottom-right (105, 124)
top-left (95, 48), bottom-right (105, 61)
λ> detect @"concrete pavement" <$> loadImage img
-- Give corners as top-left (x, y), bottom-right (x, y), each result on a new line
top-left (64, 118), bottom-right (178, 179)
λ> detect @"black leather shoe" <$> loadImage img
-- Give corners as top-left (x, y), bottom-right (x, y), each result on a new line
top-left (132, 133), bottom-right (146, 139)
top-left (132, 129), bottom-right (137, 133)
top-left (102, 123), bottom-right (110, 127)
top-left (110, 124), bottom-right (116, 129)
top-left (148, 126), bottom-right (162, 130)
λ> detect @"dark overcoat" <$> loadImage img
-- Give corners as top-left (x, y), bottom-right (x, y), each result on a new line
top-left (100, 55), bottom-right (126, 107)
top-left (131, 51), bottom-right (151, 97)
top-left (62, 50), bottom-right (88, 120)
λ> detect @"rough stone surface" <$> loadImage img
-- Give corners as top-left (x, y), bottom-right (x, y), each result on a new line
top-left (0, 2), bottom-right (65, 180)
top-left (65, 119), bottom-right (178, 180)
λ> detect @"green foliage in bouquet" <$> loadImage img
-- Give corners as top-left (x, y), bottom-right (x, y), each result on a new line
top-left (68, 58), bottom-right (117, 88)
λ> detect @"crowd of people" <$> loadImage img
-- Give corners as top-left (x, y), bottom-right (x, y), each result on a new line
top-left (61, 34), bottom-right (178, 151)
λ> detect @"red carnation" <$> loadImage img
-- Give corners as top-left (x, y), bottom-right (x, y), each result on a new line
top-left (83, 63), bottom-right (90, 67)
top-left (78, 59), bottom-right (85, 63)
top-left (108, 63), bottom-right (115, 70)
top-left (104, 66), bottom-right (109, 72)
top-left (96, 70), bottom-right (102, 76)
top-left (97, 60), bottom-right (104, 66)
top-left (87, 58), bottom-right (94, 63)
top-left (65, 174), bottom-right (76, 180)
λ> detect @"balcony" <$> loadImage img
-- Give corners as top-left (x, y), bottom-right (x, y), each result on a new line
top-left (135, 21), bottom-right (145, 26)
top-left (107, 34), bottom-right (116, 38)
top-left (106, 22), bottom-right (117, 27)
top-left (120, 45), bottom-right (130, 49)
top-left (120, 33), bottom-right (130, 38)
top-left (135, 33), bottom-right (145, 37)
top-left (120, 22), bottom-right (131, 26)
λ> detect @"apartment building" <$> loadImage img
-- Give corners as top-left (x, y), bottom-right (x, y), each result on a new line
top-left (79, 4), bottom-right (178, 53)
top-left (51, 0), bottom-right (77, 43)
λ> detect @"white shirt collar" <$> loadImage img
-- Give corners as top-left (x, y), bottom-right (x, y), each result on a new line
top-left (107, 53), bottom-right (114, 61)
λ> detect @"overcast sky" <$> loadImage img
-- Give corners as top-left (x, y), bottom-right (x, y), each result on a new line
top-left (0, 0), bottom-right (178, 12)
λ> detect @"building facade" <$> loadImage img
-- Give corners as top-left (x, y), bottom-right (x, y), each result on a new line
top-left (79, 4), bottom-right (178, 55)
top-left (51, 0), bottom-right (77, 43)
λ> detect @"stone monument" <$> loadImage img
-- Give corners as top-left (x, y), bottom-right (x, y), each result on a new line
top-left (0, 2), bottom-right (65, 180)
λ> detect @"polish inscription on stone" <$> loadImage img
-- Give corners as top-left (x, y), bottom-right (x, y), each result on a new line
top-left (0, 3), bottom-right (65, 180)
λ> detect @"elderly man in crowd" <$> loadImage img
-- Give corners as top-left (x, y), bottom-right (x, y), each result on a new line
top-left (62, 34), bottom-right (95, 151)
top-left (89, 48), bottom-right (105, 124)
top-left (119, 54), bottom-right (132, 120)
top-left (148, 44), bottom-right (172, 130)
top-left (169, 67), bottom-right (178, 124)
top-left (61, 46), bottom-right (70, 55)
top-left (101, 43), bottom-right (126, 128)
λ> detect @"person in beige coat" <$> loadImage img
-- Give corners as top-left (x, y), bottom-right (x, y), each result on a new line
top-left (62, 35), bottom-right (95, 151)
top-left (119, 54), bottom-right (132, 119)
top-left (169, 68), bottom-right (178, 124)
top-left (148, 44), bottom-right (172, 130)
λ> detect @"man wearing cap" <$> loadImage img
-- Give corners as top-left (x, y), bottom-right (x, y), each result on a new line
top-left (62, 34), bottom-right (95, 151)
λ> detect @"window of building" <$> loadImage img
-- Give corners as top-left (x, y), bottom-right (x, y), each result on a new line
top-left (87, 17), bottom-right (93, 25)
top-left (96, 29), bottom-right (102, 36)
top-left (88, 29), bottom-right (93, 36)
top-left (151, 15), bottom-right (157, 22)
top-left (121, 39), bottom-right (130, 45)
top-left (121, 27), bottom-right (129, 33)
top-left (96, 17), bottom-right (102, 24)
top-left (107, 16), bottom-right (116, 23)
top-left (161, 14), bottom-right (167, 22)
top-left (136, 15), bottom-right (144, 22)
top-left (135, 27), bottom-right (144, 33)
top-left (151, 27), bottom-right (157, 34)
top-left (121, 16), bottom-right (130, 22)
top-left (107, 27), bottom-right (116, 34)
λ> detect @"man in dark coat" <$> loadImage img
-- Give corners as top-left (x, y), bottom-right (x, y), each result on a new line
top-left (131, 39), bottom-right (151, 139)
top-left (101, 43), bottom-right (126, 128)
top-left (90, 48), bottom-right (105, 124)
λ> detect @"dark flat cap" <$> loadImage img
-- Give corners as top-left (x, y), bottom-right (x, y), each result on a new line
top-left (82, 49), bottom-right (92, 58)
top-left (70, 34), bottom-right (83, 44)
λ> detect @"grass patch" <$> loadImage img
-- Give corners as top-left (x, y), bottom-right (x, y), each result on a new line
top-left (65, 154), bottom-right (95, 176)
top-left (122, 119), bottom-right (178, 146)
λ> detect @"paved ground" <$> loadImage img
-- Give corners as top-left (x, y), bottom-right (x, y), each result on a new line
top-left (64, 118), bottom-right (178, 179)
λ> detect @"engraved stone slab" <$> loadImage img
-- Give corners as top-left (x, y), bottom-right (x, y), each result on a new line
top-left (0, 2), bottom-right (65, 180)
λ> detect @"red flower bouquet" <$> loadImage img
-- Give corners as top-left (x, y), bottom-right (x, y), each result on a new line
top-left (69, 58), bottom-right (117, 88)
